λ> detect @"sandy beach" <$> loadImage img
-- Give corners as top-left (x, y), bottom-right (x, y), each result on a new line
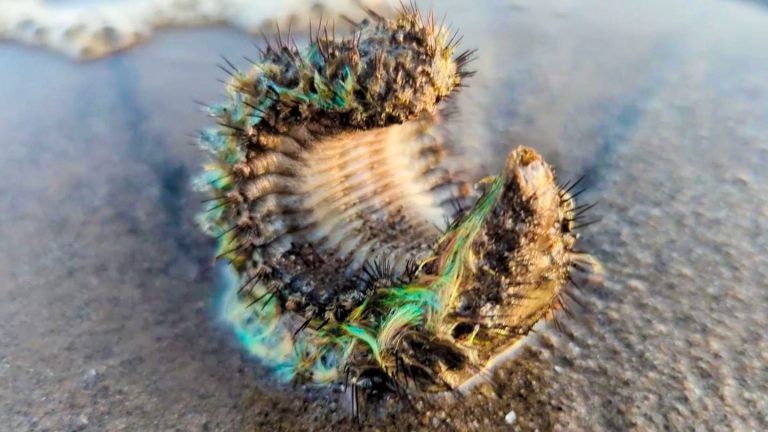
top-left (0, 0), bottom-right (766, 430)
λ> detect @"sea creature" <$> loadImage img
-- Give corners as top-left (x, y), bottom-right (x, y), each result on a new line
top-left (195, 3), bottom-right (599, 414)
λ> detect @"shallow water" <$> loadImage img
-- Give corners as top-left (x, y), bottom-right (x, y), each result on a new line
top-left (0, 0), bottom-right (767, 430)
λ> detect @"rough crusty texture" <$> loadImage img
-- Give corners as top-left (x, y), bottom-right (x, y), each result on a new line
top-left (195, 6), bottom-right (588, 405)
top-left (448, 148), bottom-right (578, 362)
top-left (372, 147), bottom-right (587, 392)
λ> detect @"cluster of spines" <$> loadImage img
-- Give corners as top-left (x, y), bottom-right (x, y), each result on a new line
top-left (548, 175), bottom-right (603, 331)
top-left (195, 4), bottom-right (601, 420)
top-left (195, 4), bottom-right (475, 265)
top-left (195, 4), bottom-right (473, 389)
top-left (215, 158), bottom-right (600, 412)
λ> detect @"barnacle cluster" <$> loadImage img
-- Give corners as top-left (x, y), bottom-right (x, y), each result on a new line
top-left (195, 4), bottom-right (598, 408)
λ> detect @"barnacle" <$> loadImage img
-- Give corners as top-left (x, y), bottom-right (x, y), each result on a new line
top-left (195, 4), bottom-right (599, 409)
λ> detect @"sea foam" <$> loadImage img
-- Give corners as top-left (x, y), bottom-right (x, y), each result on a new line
top-left (0, 0), bottom-right (396, 59)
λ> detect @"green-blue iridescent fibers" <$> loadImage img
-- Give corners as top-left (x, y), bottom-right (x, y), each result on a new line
top-left (211, 174), bottom-right (506, 383)
top-left (196, 10), bottom-right (474, 383)
top-left (379, 175), bottom-right (506, 332)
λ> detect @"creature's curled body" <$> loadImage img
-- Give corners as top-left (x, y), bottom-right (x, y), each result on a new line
top-left (196, 6), bottom-right (596, 397)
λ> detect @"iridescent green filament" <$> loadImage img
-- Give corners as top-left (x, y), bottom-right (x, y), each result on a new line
top-left (380, 175), bottom-right (505, 332)
top-left (216, 174), bottom-right (505, 382)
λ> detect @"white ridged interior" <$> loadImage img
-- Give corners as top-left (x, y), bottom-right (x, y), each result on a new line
top-left (290, 120), bottom-right (456, 272)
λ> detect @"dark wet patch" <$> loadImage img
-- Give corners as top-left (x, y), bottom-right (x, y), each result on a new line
top-left (105, 56), bottom-right (194, 243)
top-left (576, 43), bottom-right (681, 192)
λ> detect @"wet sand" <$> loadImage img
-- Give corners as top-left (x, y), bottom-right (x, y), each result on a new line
top-left (1, 0), bottom-right (767, 430)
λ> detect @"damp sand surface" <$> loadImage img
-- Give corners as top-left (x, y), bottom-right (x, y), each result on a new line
top-left (1, 0), bottom-right (767, 430)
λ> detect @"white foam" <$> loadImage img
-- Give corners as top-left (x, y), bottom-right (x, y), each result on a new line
top-left (0, 0), bottom-right (396, 59)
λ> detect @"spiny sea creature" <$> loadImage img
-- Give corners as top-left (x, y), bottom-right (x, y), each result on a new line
top-left (195, 3), bottom-right (600, 415)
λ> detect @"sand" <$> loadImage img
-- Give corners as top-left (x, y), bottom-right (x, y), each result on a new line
top-left (0, 0), bottom-right (766, 430)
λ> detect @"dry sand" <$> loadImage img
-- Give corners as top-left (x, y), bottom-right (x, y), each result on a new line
top-left (0, 0), bottom-right (767, 430)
